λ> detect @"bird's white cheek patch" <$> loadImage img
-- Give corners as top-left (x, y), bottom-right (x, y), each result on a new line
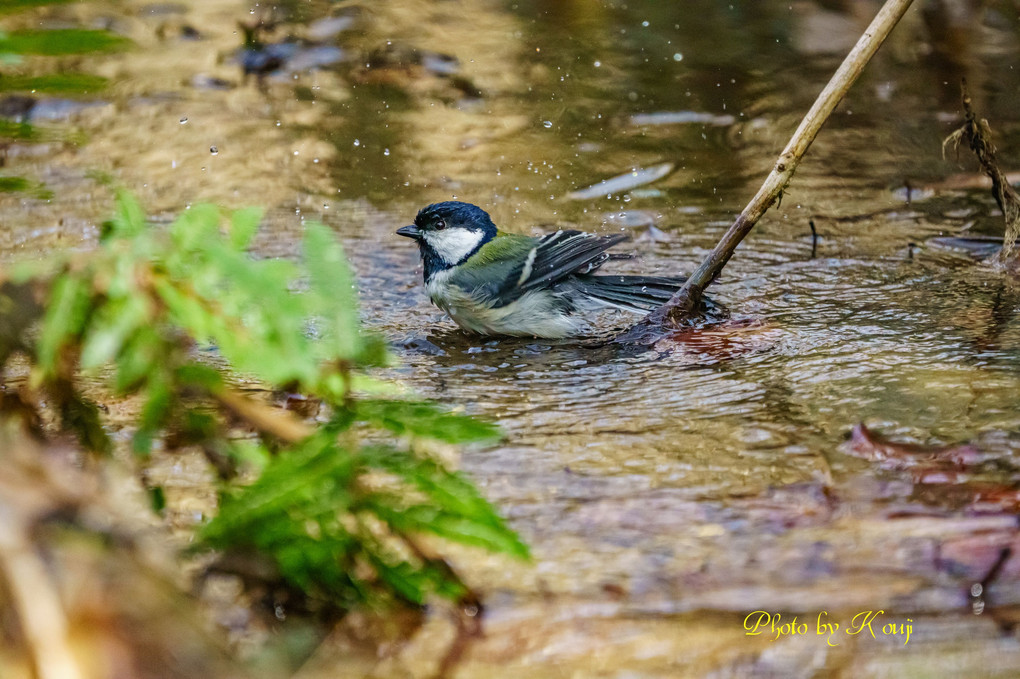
top-left (424, 229), bottom-right (484, 265)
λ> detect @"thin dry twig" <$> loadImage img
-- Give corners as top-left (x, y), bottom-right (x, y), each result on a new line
top-left (943, 82), bottom-right (1020, 268)
top-left (213, 388), bottom-right (314, 443)
top-left (618, 0), bottom-right (917, 343)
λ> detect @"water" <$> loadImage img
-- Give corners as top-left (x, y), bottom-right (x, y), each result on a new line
top-left (3, 0), bottom-right (1020, 675)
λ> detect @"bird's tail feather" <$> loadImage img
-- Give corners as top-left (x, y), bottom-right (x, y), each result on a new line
top-left (573, 274), bottom-right (689, 312)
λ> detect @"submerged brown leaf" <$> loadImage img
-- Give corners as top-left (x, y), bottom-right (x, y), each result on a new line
top-left (844, 423), bottom-right (981, 469)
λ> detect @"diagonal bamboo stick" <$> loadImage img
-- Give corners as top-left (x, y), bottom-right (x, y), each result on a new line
top-left (619, 0), bottom-right (917, 342)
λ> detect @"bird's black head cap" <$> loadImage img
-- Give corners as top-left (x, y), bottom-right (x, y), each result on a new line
top-left (414, 201), bottom-right (497, 237)
top-left (401, 202), bottom-right (498, 280)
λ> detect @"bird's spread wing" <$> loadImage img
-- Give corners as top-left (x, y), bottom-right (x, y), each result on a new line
top-left (454, 230), bottom-right (629, 307)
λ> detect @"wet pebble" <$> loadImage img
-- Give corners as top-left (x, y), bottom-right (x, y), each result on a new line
top-left (602, 210), bottom-right (660, 229)
top-left (306, 14), bottom-right (356, 41)
top-left (635, 226), bottom-right (673, 243)
top-left (629, 111), bottom-right (735, 126)
top-left (190, 74), bottom-right (234, 91)
top-left (401, 336), bottom-right (447, 356)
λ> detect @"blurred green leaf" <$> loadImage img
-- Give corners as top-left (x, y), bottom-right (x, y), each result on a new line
top-left (0, 73), bottom-right (107, 93)
top-left (113, 326), bottom-right (160, 393)
top-left (175, 363), bottom-right (224, 391)
top-left (153, 278), bottom-right (215, 341)
top-left (6, 191), bottom-right (528, 614)
top-left (0, 29), bottom-right (132, 55)
top-left (149, 485), bottom-right (166, 513)
top-left (304, 222), bottom-right (360, 360)
top-left (109, 190), bottom-right (146, 238)
top-left (0, 175), bottom-right (50, 198)
top-left (80, 294), bottom-right (150, 370)
top-left (0, 119), bottom-right (40, 140)
top-left (229, 206), bottom-right (261, 250)
top-left (37, 273), bottom-right (90, 372)
top-left (0, 176), bottom-right (30, 192)
top-left (0, 1), bottom-right (75, 15)
top-left (357, 400), bottom-right (501, 444)
top-left (133, 371), bottom-right (171, 456)
top-left (362, 445), bottom-right (528, 559)
top-left (371, 501), bottom-right (529, 558)
top-left (201, 434), bottom-right (354, 544)
top-left (61, 394), bottom-right (111, 454)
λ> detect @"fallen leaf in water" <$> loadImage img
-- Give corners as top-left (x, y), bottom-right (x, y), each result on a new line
top-left (651, 319), bottom-right (782, 361)
top-left (567, 162), bottom-right (674, 200)
top-left (843, 423), bottom-right (981, 469)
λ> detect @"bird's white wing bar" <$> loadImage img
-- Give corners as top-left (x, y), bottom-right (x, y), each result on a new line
top-left (516, 247), bottom-right (538, 286)
top-left (519, 230), bottom-right (629, 290)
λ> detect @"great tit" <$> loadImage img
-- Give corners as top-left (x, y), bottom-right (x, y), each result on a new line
top-left (397, 201), bottom-right (690, 338)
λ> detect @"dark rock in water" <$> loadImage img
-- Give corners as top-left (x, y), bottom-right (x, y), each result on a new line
top-left (29, 98), bottom-right (109, 121)
top-left (0, 95), bottom-right (37, 122)
top-left (238, 41), bottom-right (298, 77)
top-left (355, 44), bottom-right (456, 81)
top-left (421, 52), bottom-right (459, 77)
top-left (350, 43), bottom-right (481, 100)
top-left (0, 96), bottom-right (109, 123)
top-left (402, 336), bottom-right (447, 356)
top-left (238, 42), bottom-right (344, 77)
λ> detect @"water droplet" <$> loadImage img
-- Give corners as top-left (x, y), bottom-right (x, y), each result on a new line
top-left (313, 158), bottom-right (320, 163)
top-left (353, 139), bottom-right (361, 147)
top-left (179, 117), bottom-right (188, 124)
top-left (209, 146), bottom-right (218, 155)
top-left (594, 60), bottom-right (601, 67)
top-left (383, 148), bottom-right (390, 156)
top-left (642, 20), bottom-right (650, 27)
top-left (673, 53), bottom-right (684, 62)
top-left (543, 120), bottom-right (553, 128)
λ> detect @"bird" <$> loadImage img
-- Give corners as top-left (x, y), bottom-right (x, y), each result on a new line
top-left (396, 201), bottom-right (696, 338)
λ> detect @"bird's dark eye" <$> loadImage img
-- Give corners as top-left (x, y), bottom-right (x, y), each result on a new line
top-left (435, 219), bottom-right (446, 230)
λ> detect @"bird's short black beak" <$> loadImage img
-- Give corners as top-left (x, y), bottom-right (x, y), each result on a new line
top-left (397, 224), bottom-right (422, 239)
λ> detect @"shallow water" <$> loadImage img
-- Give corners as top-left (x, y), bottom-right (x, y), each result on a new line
top-left (4, 0), bottom-right (1020, 675)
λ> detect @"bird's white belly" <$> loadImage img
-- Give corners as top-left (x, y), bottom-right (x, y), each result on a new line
top-left (426, 273), bottom-right (579, 338)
